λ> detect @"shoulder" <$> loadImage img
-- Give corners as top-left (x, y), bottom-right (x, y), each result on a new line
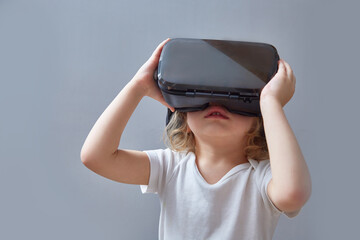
top-left (258, 159), bottom-right (271, 171)
top-left (143, 147), bottom-right (192, 165)
top-left (248, 158), bottom-right (273, 190)
top-left (249, 158), bottom-right (271, 173)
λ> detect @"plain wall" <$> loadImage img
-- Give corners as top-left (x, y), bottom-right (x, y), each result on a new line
top-left (1, 0), bottom-right (359, 239)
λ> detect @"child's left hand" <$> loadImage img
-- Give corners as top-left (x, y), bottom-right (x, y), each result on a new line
top-left (260, 59), bottom-right (296, 108)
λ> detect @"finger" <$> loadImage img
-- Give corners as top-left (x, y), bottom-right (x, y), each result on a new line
top-left (154, 88), bottom-right (175, 112)
top-left (162, 100), bottom-right (175, 112)
top-left (274, 59), bottom-right (286, 78)
top-left (279, 59), bottom-right (287, 74)
top-left (283, 61), bottom-right (296, 87)
top-left (282, 60), bottom-right (293, 78)
top-left (159, 96), bottom-right (174, 112)
top-left (160, 96), bottom-right (175, 112)
top-left (151, 38), bottom-right (171, 60)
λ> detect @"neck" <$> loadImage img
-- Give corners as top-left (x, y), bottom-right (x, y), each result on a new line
top-left (194, 135), bottom-right (249, 167)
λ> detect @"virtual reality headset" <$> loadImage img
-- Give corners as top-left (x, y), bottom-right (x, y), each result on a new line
top-left (153, 38), bottom-right (280, 126)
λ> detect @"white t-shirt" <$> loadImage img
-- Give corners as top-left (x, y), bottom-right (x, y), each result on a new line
top-left (140, 148), bottom-right (300, 240)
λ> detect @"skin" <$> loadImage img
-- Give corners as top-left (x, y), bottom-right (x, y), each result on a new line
top-left (186, 107), bottom-right (257, 184)
top-left (186, 106), bottom-right (256, 166)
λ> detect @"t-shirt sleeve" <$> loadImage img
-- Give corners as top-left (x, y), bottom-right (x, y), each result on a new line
top-left (258, 160), bottom-right (301, 219)
top-left (139, 148), bottom-right (179, 195)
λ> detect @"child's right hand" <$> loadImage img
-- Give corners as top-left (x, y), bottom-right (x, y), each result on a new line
top-left (131, 38), bottom-right (175, 112)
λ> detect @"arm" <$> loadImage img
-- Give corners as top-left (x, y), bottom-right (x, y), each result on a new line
top-left (80, 38), bottom-right (174, 184)
top-left (260, 59), bottom-right (312, 213)
top-left (80, 80), bottom-right (144, 161)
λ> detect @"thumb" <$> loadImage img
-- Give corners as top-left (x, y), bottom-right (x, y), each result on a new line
top-left (276, 59), bottom-right (286, 76)
top-left (149, 38), bottom-right (171, 64)
top-left (152, 88), bottom-right (175, 112)
top-left (160, 96), bottom-right (175, 112)
top-left (268, 59), bottom-right (285, 83)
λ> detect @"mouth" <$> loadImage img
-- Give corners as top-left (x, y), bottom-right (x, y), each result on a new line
top-left (204, 106), bottom-right (229, 119)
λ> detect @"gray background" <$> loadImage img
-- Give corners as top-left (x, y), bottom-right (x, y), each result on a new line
top-left (0, 0), bottom-right (359, 239)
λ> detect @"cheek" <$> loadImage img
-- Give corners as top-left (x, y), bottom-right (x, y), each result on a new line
top-left (244, 117), bottom-right (257, 131)
top-left (186, 112), bottom-right (202, 130)
top-left (231, 116), bottom-right (257, 131)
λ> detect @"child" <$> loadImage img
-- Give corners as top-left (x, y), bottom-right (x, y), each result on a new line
top-left (80, 38), bottom-right (312, 240)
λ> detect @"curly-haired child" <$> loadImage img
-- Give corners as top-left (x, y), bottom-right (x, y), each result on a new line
top-left (81, 38), bottom-right (312, 240)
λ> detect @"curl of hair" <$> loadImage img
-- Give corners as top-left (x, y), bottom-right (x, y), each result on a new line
top-left (243, 116), bottom-right (269, 160)
top-left (162, 111), bottom-right (196, 155)
top-left (162, 111), bottom-right (269, 160)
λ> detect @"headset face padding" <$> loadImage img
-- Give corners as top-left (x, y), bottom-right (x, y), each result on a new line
top-left (165, 103), bottom-right (261, 126)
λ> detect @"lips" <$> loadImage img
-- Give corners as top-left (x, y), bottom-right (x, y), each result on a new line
top-left (204, 106), bottom-right (229, 119)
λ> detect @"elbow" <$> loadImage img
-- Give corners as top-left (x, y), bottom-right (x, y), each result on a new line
top-left (80, 152), bottom-right (100, 172)
top-left (296, 175), bottom-right (313, 206)
top-left (80, 148), bottom-right (89, 163)
top-left (272, 173), bottom-right (312, 213)
top-left (80, 148), bottom-right (95, 164)
top-left (290, 190), bottom-right (310, 206)
top-left (287, 173), bottom-right (313, 208)
top-left (285, 186), bottom-right (312, 211)
top-left (80, 145), bottom-right (101, 163)
top-left (80, 155), bottom-right (92, 169)
top-left (275, 180), bottom-right (312, 212)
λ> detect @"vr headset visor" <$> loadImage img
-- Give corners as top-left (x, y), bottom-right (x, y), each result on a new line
top-left (153, 38), bottom-right (280, 125)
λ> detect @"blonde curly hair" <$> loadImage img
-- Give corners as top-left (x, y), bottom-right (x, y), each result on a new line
top-left (162, 111), bottom-right (269, 160)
